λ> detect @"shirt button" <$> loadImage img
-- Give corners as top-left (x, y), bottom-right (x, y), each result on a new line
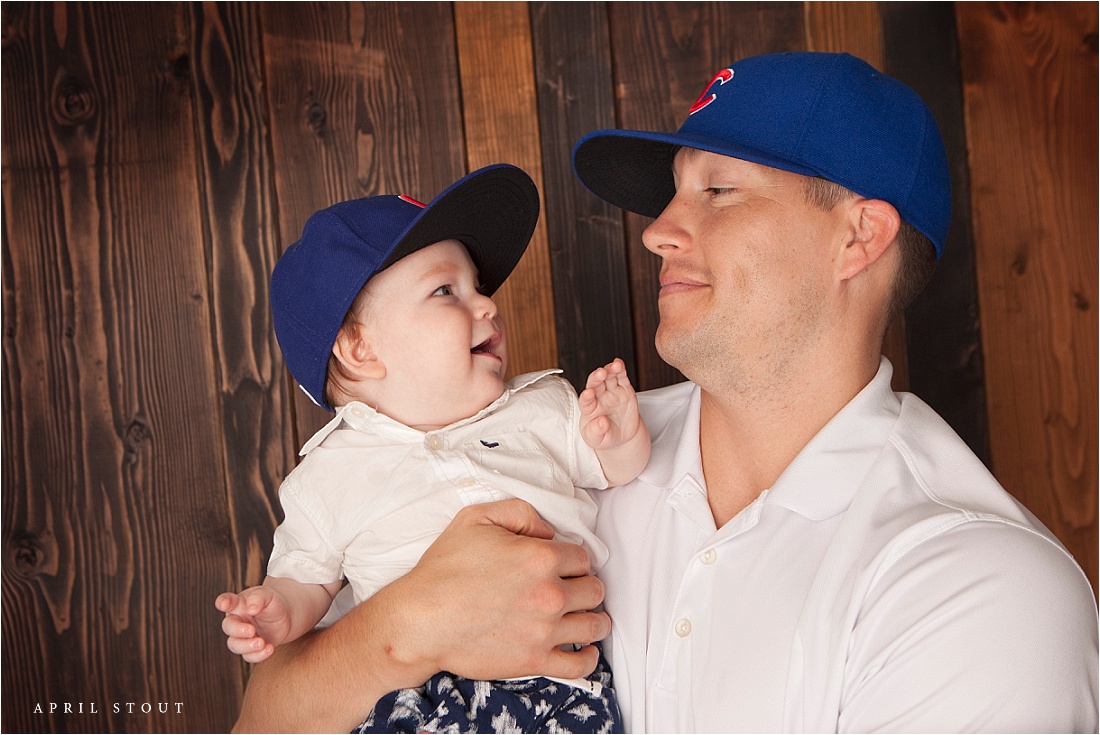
top-left (699, 548), bottom-right (717, 565)
top-left (350, 407), bottom-right (366, 419)
top-left (427, 435), bottom-right (444, 451)
top-left (674, 618), bottom-right (692, 637)
top-left (457, 478), bottom-right (477, 488)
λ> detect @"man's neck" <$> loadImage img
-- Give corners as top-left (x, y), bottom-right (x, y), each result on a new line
top-left (696, 355), bottom-right (880, 528)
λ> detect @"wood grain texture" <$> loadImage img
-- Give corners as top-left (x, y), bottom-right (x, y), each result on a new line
top-left (530, 2), bottom-right (636, 390)
top-left (454, 2), bottom-right (558, 379)
top-left (2, 3), bottom-right (241, 731)
top-left (259, 2), bottom-right (467, 442)
top-left (803, 2), bottom-right (910, 391)
top-left (189, 0), bottom-right (298, 662)
top-left (606, 1), bottom-right (805, 390)
top-left (804, 1), bottom-right (883, 68)
top-left (956, 1), bottom-right (1098, 589)
top-left (881, 3), bottom-right (991, 466)
top-left (1, 5), bottom-right (1095, 732)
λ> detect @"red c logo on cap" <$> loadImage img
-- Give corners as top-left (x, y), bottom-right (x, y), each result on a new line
top-left (688, 68), bottom-right (734, 115)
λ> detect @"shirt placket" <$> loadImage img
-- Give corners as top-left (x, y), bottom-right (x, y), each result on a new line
top-left (424, 430), bottom-right (501, 505)
top-left (651, 482), bottom-right (767, 733)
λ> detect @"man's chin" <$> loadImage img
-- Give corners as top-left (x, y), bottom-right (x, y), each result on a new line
top-left (655, 331), bottom-right (723, 382)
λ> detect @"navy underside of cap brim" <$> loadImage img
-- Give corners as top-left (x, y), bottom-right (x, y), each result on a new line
top-left (380, 166), bottom-right (538, 297)
top-left (573, 129), bottom-right (821, 218)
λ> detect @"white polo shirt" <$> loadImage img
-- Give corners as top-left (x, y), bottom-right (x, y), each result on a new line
top-left (596, 358), bottom-right (1098, 733)
top-left (269, 370), bottom-right (608, 605)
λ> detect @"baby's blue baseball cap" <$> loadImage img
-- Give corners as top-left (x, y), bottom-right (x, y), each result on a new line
top-left (271, 164), bottom-right (539, 410)
top-left (572, 52), bottom-right (951, 258)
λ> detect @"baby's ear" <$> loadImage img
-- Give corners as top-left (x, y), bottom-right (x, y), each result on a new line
top-left (332, 324), bottom-right (386, 380)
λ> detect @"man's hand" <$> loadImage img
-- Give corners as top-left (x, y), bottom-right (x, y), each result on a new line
top-left (383, 499), bottom-right (611, 681)
top-left (234, 499), bottom-right (609, 733)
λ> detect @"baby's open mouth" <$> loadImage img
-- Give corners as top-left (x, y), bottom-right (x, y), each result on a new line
top-left (472, 334), bottom-right (500, 355)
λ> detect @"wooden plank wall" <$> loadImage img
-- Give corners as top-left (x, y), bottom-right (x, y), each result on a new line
top-left (2, 3), bottom-right (1095, 732)
top-left (956, 1), bottom-right (1099, 600)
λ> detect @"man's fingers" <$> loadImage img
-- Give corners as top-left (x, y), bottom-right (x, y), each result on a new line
top-left (557, 607), bottom-right (611, 646)
top-left (545, 537), bottom-right (599, 581)
top-left (541, 641), bottom-right (602, 680)
top-left (462, 498), bottom-right (556, 540)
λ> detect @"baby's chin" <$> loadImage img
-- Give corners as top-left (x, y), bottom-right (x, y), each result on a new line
top-left (411, 385), bottom-right (507, 432)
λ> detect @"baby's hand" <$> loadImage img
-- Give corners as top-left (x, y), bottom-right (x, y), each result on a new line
top-left (215, 586), bottom-right (293, 664)
top-left (579, 358), bottom-right (643, 451)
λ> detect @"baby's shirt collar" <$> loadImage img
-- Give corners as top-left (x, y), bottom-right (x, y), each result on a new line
top-left (299, 369), bottom-right (562, 455)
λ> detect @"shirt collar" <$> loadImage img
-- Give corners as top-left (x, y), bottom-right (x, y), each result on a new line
top-left (763, 357), bottom-right (902, 521)
top-left (635, 380), bottom-right (706, 491)
top-left (299, 369), bottom-right (563, 455)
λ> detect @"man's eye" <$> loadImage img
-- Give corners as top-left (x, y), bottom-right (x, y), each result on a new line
top-left (706, 186), bottom-right (734, 196)
top-left (432, 285), bottom-right (453, 297)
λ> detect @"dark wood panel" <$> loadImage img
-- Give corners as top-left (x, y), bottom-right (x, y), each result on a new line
top-left (956, 1), bottom-right (1098, 590)
top-left (259, 1), bottom-right (467, 442)
top-left (607, 2), bottom-right (806, 390)
top-left (454, 2), bottom-right (559, 379)
top-left (189, 1), bottom-right (298, 664)
top-left (880, 2), bottom-right (990, 465)
top-left (530, 2), bottom-right (636, 390)
top-left (1, 3), bottom-right (240, 731)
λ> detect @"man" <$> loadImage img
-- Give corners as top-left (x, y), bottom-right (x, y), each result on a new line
top-left (235, 52), bottom-right (1098, 733)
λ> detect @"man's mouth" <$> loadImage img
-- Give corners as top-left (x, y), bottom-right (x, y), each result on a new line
top-left (659, 271), bottom-right (708, 297)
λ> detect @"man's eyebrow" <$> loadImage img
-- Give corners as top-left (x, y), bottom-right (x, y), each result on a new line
top-left (671, 146), bottom-right (702, 180)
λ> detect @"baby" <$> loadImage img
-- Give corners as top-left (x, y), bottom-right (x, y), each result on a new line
top-left (215, 164), bottom-right (649, 733)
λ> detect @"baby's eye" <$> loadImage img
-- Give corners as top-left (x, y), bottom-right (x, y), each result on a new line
top-left (432, 285), bottom-right (454, 297)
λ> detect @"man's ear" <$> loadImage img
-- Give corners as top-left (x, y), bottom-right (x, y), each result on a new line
top-left (332, 324), bottom-right (386, 380)
top-left (837, 199), bottom-right (901, 281)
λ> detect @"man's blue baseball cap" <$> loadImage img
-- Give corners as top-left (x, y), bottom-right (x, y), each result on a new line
top-left (572, 52), bottom-right (951, 258)
top-left (271, 164), bottom-right (539, 410)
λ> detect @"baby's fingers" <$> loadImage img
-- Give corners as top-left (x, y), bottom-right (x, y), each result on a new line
top-left (589, 415), bottom-right (610, 438)
top-left (585, 365), bottom-right (609, 391)
top-left (214, 592), bottom-right (240, 614)
top-left (221, 613), bottom-right (256, 640)
top-left (578, 386), bottom-right (596, 411)
top-left (226, 633), bottom-right (273, 663)
top-left (242, 644), bottom-right (275, 665)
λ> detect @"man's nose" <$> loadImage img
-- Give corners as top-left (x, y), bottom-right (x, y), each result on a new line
top-left (642, 195), bottom-right (691, 256)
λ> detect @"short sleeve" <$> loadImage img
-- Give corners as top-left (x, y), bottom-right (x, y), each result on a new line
top-left (266, 475), bottom-right (345, 586)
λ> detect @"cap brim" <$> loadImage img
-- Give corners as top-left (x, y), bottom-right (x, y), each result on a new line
top-left (572, 129), bottom-right (819, 218)
top-left (383, 164), bottom-right (539, 295)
